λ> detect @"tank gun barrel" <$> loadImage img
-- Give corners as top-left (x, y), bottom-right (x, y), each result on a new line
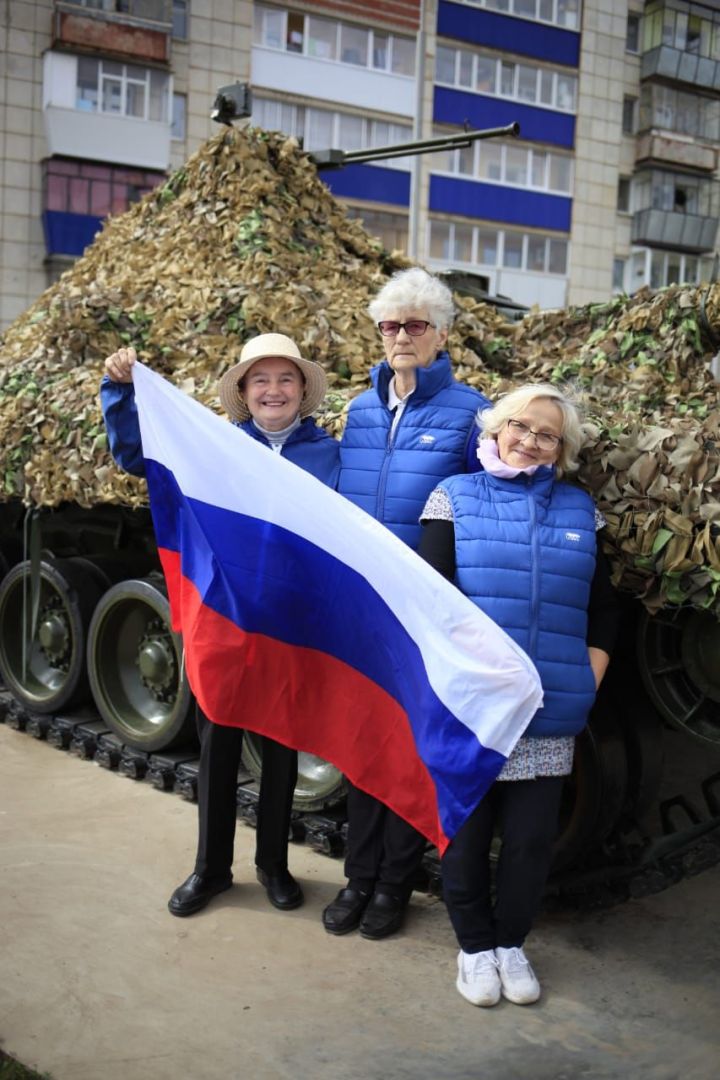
top-left (310, 122), bottom-right (520, 169)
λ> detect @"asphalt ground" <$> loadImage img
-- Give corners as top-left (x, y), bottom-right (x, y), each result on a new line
top-left (1, 723), bottom-right (719, 1080)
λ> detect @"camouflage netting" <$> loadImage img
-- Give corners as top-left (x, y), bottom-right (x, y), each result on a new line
top-left (0, 125), bottom-right (718, 613)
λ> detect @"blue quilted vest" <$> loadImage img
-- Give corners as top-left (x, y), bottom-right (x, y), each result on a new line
top-left (338, 353), bottom-right (488, 549)
top-left (442, 469), bottom-right (597, 736)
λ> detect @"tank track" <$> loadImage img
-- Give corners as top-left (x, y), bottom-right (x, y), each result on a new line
top-left (3, 690), bottom-right (719, 910)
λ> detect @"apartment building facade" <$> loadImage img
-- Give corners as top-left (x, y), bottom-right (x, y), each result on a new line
top-left (1, 0), bottom-right (719, 327)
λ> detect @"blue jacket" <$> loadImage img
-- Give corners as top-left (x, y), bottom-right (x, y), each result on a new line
top-left (99, 376), bottom-right (340, 487)
top-left (338, 353), bottom-right (487, 549)
top-left (441, 469), bottom-right (597, 737)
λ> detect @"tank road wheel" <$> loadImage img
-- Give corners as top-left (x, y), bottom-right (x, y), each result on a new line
top-left (637, 608), bottom-right (720, 747)
top-left (0, 558), bottom-right (105, 713)
top-left (241, 732), bottom-right (347, 812)
top-left (86, 577), bottom-right (194, 752)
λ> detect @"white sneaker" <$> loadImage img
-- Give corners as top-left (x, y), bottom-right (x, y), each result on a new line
top-left (496, 946), bottom-right (541, 1004)
top-left (456, 949), bottom-right (501, 1007)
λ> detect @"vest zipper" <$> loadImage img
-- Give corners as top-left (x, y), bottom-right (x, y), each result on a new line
top-left (527, 485), bottom-right (540, 661)
top-left (375, 401), bottom-right (404, 522)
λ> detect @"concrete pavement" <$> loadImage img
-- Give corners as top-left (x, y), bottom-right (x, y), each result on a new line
top-left (1, 723), bottom-right (718, 1080)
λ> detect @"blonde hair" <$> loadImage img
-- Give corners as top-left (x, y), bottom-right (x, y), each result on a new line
top-left (479, 383), bottom-right (584, 476)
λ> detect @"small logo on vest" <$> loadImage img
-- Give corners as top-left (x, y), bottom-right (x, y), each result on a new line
top-left (418, 434), bottom-right (436, 445)
top-left (565, 531), bottom-right (581, 542)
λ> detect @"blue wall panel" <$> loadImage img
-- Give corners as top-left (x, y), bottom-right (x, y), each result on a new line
top-left (430, 175), bottom-right (571, 231)
top-left (433, 86), bottom-right (575, 148)
top-left (438, 1), bottom-right (580, 68)
top-left (320, 163), bottom-right (411, 206)
top-left (43, 211), bottom-right (102, 256)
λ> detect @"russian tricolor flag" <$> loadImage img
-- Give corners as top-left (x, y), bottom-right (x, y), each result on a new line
top-left (132, 362), bottom-right (543, 853)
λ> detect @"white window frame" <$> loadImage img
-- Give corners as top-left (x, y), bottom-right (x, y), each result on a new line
top-left (253, 4), bottom-right (415, 77)
top-left (453, 0), bottom-right (581, 31)
top-left (430, 134), bottom-right (573, 195)
top-left (75, 57), bottom-right (170, 122)
top-left (428, 217), bottom-right (569, 275)
top-left (435, 44), bottom-right (577, 114)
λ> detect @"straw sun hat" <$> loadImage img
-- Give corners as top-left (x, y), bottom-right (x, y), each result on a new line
top-left (218, 333), bottom-right (328, 422)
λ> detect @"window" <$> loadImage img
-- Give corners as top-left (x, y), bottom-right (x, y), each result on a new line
top-left (76, 57), bottom-right (99, 111)
top-left (503, 233), bottom-right (524, 268)
top-left (172, 0), bottom-right (188, 39)
top-left (626, 12), bottom-right (640, 53)
top-left (253, 5), bottom-right (414, 76)
top-left (453, 0), bottom-right (579, 29)
top-left (340, 24), bottom-right (368, 66)
top-left (622, 95), bottom-right (637, 134)
top-left (436, 46), bottom-right (456, 84)
top-left (307, 16), bottom-right (337, 60)
top-left (306, 108), bottom-right (335, 149)
top-left (527, 234), bottom-right (546, 271)
top-left (430, 220), bottom-right (452, 260)
top-left (634, 248), bottom-right (707, 289)
top-left (612, 257), bottom-right (626, 292)
top-left (337, 113), bottom-right (363, 150)
top-left (431, 132), bottom-right (571, 195)
top-left (75, 58), bottom-right (170, 122)
top-left (476, 56), bottom-right (496, 93)
top-left (505, 145), bottom-right (528, 185)
top-left (390, 37), bottom-right (415, 76)
top-left (436, 45), bottom-right (577, 113)
top-left (548, 154), bottom-right (571, 192)
top-left (171, 92), bottom-right (186, 140)
top-left (44, 157), bottom-right (164, 219)
top-left (517, 65), bottom-right (537, 103)
top-left (617, 176), bottom-right (631, 213)
top-left (556, 73), bottom-right (576, 111)
top-left (373, 31), bottom-right (388, 70)
top-left (346, 208), bottom-right (408, 253)
top-left (531, 150), bottom-right (547, 187)
top-left (548, 238), bottom-right (567, 274)
top-left (254, 4), bottom-right (284, 49)
top-left (479, 142), bottom-right (503, 181)
top-left (287, 11), bottom-right (304, 52)
top-left (427, 218), bottom-right (568, 276)
top-left (251, 97), bottom-right (412, 171)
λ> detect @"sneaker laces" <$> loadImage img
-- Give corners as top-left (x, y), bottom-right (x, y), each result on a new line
top-left (467, 950), bottom-right (498, 977)
top-left (499, 947), bottom-right (530, 974)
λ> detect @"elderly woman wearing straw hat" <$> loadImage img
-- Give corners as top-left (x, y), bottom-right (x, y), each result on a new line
top-left (100, 333), bottom-right (338, 917)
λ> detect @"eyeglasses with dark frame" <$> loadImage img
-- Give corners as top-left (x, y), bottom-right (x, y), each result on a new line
top-left (506, 419), bottom-right (563, 452)
top-left (377, 320), bottom-right (436, 337)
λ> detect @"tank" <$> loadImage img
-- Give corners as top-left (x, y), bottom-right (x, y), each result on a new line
top-left (0, 125), bottom-right (718, 898)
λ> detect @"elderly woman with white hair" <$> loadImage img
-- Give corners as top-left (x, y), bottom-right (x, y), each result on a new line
top-left (322, 267), bottom-right (490, 942)
top-left (418, 383), bottom-right (619, 1008)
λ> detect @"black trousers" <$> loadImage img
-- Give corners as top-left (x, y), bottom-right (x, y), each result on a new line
top-left (193, 706), bottom-right (298, 879)
top-left (343, 782), bottom-right (428, 898)
top-left (441, 776), bottom-right (564, 952)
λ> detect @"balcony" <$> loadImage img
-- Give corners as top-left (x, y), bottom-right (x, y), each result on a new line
top-left (636, 132), bottom-right (716, 172)
top-left (641, 45), bottom-right (720, 92)
top-left (631, 207), bottom-right (717, 252)
top-left (53, 1), bottom-right (171, 64)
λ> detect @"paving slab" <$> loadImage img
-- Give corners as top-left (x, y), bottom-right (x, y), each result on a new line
top-left (1, 723), bottom-right (718, 1080)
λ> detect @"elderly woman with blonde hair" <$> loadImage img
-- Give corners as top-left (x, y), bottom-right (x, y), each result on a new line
top-left (419, 383), bottom-right (620, 1009)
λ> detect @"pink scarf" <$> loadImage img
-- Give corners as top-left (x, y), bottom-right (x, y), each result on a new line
top-left (477, 437), bottom-right (541, 478)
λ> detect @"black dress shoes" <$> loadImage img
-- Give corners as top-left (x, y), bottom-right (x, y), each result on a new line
top-left (168, 872), bottom-right (233, 917)
top-left (256, 868), bottom-right (304, 910)
top-left (322, 886), bottom-right (371, 935)
top-left (359, 891), bottom-right (407, 940)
